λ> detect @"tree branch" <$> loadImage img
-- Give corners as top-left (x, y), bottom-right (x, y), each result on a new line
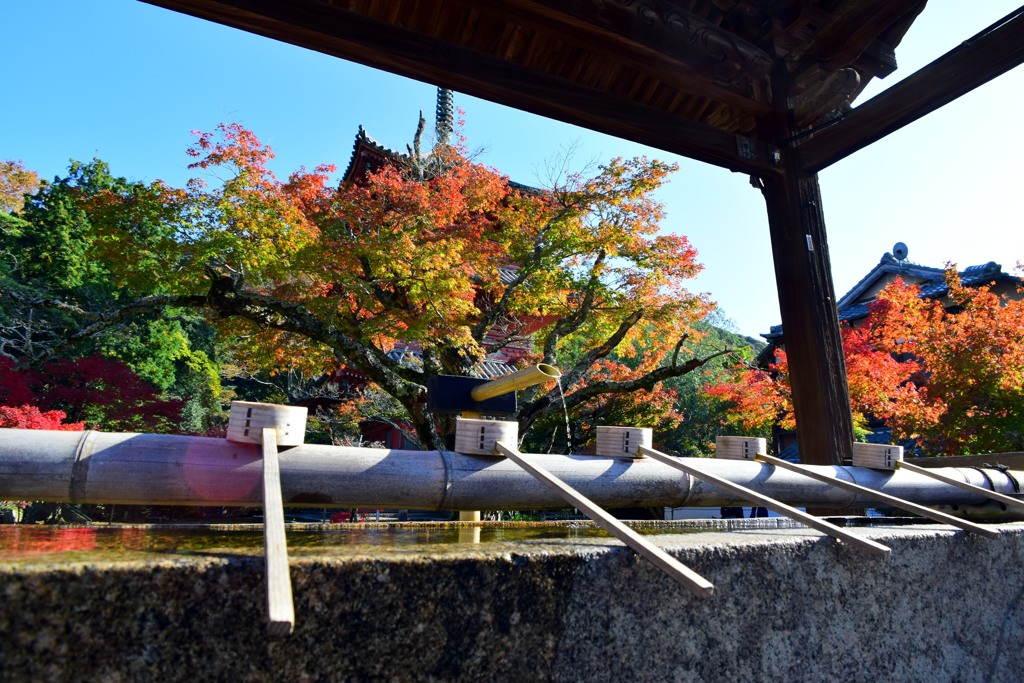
top-left (203, 264), bottom-right (445, 448)
top-left (470, 266), bottom-right (532, 341)
top-left (541, 249), bottom-right (608, 363)
top-left (470, 195), bottom-right (585, 343)
top-left (559, 306), bottom-right (644, 390)
top-left (519, 346), bottom-right (736, 432)
top-left (6, 289), bottom-right (207, 364)
top-left (470, 211), bottom-right (562, 341)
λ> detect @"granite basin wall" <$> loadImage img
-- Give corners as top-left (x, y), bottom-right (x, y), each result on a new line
top-left (2, 522), bottom-right (1022, 682)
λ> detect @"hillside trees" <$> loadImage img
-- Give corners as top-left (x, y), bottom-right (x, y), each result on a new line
top-left (705, 270), bottom-right (1024, 455)
top-left (0, 160), bottom-right (40, 214)
top-left (659, 318), bottom-right (765, 456)
top-left (11, 122), bottom-right (736, 449)
top-left (525, 315), bottom-right (761, 454)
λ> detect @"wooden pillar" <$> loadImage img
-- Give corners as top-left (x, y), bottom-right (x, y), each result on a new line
top-left (759, 156), bottom-right (854, 467)
top-left (756, 62), bottom-right (855, 469)
top-left (753, 54), bottom-right (856, 470)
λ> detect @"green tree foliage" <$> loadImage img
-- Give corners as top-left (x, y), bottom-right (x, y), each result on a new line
top-left (1, 161), bottom-right (226, 434)
top-left (15, 160), bottom-right (123, 292)
top-left (95, 315), bottom-right (224, 433)
top-left (519, 316), bottom-right (749, 455)
top-left (660, 318), bottom-right (765, 456)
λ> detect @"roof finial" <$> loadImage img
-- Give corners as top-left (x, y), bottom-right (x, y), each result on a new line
top-left (435, 87), bottom-right (454, 146)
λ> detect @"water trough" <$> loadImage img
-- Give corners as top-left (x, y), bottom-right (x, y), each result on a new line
top-left (3, 375), bottom-right (1024, 680)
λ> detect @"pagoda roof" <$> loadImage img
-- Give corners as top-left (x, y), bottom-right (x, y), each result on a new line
top-left (341, 125), bottom-right (412, 183)
top-left (341, 113), bottom-right (541, 193)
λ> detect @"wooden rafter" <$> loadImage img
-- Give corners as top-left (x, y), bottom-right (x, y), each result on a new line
top-left (453, 0), bottom-right (774, 115)
top-left (786, 0), bottom-right (925, 77)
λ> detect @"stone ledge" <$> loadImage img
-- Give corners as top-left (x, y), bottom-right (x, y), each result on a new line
top-left (2, 521), bottom-right (1022, 682)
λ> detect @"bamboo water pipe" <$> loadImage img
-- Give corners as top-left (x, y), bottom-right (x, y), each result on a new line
top-left (470, 364), bottom-right (561, 402)
top-left (2, 428), bottom-right (1023, 515)
top-left (756, 453), bottom-right (999, 537)
top-left (458, 364), bottom-right (559, 518)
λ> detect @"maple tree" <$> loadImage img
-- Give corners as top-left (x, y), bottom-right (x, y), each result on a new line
top-left (0, 355), bottom-right (183, 433)
top-left (13, 122), bottom-right (735, 449)
top-left (0, 405), bottom-right (83, 431)
top-left (0, 160), bottom-right (40, 214)
top-left (705, 269), bottom-right (1024, 456)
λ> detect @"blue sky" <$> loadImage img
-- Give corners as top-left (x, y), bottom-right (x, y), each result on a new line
top-left (3, 1), bottom-right (1022, 339)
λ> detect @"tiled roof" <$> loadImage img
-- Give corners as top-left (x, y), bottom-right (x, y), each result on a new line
top-left (341, 126), bottom-right (411, 181)
top-left (835, 252), bottom-right (945, 309)
top-left (498, 266), bottom-right (519, 285)
top-left (342, 124), bottom-right (543, 196)
top-left (474, 359), bottom-right (515, 379)
top-left (386, 347), bottom-right (513, 379)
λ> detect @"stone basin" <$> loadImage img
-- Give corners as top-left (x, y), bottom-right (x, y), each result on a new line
top-left (2, 519), bottom-right (1022, 682)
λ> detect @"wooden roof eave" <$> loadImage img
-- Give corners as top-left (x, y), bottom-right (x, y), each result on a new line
top-left (784, 0), bottom-right (925, 80)
top-left (141, 0), bottom-right (995, 177)
top-left (797, 5), bottom-right (1024, 173)
top-left (446, 0), bottom-right (775, 117)
top-left (140, 0), bottom-right (782, 176)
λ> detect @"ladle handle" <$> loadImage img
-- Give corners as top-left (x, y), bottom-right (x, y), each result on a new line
top-left (756, 453), bottom-right (999, 539)
top-left (496, 441), bottom-right (714, 597)
top-left (262, 428), bottom-right (295, 636)
top-left (639, 446), bottom-right (889, 557)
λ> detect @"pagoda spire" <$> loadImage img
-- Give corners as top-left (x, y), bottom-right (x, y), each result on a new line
top-left (435, 87), bottom-right (454, 145)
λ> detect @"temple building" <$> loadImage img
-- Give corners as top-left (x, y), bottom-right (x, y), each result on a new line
top-left (764, 248), bottom-right (1022, 350)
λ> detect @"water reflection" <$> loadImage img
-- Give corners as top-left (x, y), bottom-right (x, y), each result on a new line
top-left (0, 522), bottom-right (635, 564)
top-left (4, 518), bottom-right (799, 566)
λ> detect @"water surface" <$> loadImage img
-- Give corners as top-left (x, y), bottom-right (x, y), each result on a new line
top-left (0, 520), bottom-right (750, 566)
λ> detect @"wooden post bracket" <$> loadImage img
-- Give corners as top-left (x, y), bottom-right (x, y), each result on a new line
top-left (638, 446), bottom-right (890, 557)
top-left (755, 454), bottom-right (999, 539)
top-left (495, 441), bottom-right (714, 597)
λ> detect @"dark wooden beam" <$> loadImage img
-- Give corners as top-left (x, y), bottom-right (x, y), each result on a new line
top-left (798, 6), bottom-right (1024, 173)
top-left (759, 159), bottom-right (855, 469)
top-left (453, 0), bottom-right (773, 115)
top-left (142, 0), bottom-right (780, 175)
